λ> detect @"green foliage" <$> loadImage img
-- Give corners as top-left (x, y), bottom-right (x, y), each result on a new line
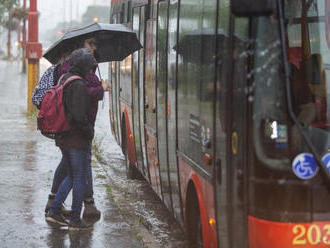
top-left (11, 6), bottom-right (27, 20)
top-left (0, 0), bottom-right (18, 9)
top-left (0, 0), bottom-right (19, 26)
top-left (4, 16), bottom-right (17, 30)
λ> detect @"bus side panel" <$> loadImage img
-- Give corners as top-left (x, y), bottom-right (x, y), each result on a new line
top-left (132, 7), bottom-right (146, 176)
top-left (249, 216), bottom-right (330, 248)
top-left (108, 67), bottom-right (115, 136)
top-left (156, 0), bottom-right (173, 213)
top-left (178, 158), bottom-right (217, 248)
top-left (167, 0), bottom-right (181, 224)
top-left (120, 102), bottom-right (136, 165)
top-left (145, 16), bottom-right (160, 196)
top-left (146, 130), bottom-right (161, 197)
top-left (110, 62), bottom-right (120, 142)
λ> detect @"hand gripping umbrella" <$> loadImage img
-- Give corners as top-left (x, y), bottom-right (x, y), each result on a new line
top-left (43, 22), bottom-right (143, 64)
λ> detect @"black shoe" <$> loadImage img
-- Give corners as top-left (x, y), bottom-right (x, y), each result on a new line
top-left (45, 194), bottom-right (71, 217)
top-left (61, 204), bottom-right (72, 218)
top-left (45, 194), bottom-right (55, 214)
top-left (68, 219), bottom-right (93, 231)
top-left (45, 211), bottom-right (69, 226)
top-left (83, 200), bottom-right (101, 219)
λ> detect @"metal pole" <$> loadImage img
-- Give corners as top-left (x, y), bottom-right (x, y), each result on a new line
top-left (26, 0), bottom-right (42, 113)
top-left (22, 0), bottom-right (27, 73)
top-left (70, 0), bottom-right (72, 26)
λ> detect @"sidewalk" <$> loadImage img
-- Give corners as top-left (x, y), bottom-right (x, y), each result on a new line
top-left (0, 59), bottom-right (188, 248)
top-left (0, 59), bottom-right (143, 247)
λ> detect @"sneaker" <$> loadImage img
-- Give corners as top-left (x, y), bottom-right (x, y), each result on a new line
top-left (68, 219), bottom-right (93, 231)
top-left (60, 204), bottom-right (72, 218)
top-left (45, 211), bottom-right (69, 226)
top-left (83, 200), bottom-right (101, 219)
top-left (45, 194), bottom-right (71, 217)
top-left (45, 194), bottom-right (55, 214)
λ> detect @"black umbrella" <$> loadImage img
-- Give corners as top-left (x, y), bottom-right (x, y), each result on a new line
top-left (43, 22), bottom-right (143, 64)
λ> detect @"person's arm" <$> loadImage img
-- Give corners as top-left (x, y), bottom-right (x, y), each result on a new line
top-left (85, 73), bottom-right (104, 101)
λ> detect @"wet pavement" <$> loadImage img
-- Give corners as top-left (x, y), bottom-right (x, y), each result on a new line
top-left (0, 59), bottom-right (188, 247)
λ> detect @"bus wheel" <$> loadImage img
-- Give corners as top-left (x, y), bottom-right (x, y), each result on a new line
top-left (187, 193), bottom-right (203, 247)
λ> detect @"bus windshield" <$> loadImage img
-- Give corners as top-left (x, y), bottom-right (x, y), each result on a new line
top-left (252, 0), bottom-right (330, 170)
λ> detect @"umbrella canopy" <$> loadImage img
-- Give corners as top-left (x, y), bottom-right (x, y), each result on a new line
top-left (43, 23), bottom-right (142, 64)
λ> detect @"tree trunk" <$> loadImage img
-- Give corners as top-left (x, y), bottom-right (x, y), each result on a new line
top-left (17, 20), bottom-right (21, 59)
top-left (7, 16), bottom-right (12, 58)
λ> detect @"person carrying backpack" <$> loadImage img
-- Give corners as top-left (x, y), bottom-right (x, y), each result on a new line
top-left (45, 48), bottom-right (97, 230)
top-left (33, 37), bottom-right (107, 219)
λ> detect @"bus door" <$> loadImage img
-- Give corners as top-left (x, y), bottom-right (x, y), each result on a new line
top-left (156, 0), bottom-right (173, 211)
top-left (214, 2), bottom-right (250, 247)
top-left (145, 5), bottom-right (161, 195)
top-left (132, 6), bottom-right (149, 177)
top-left (110, 15), bottom-right (121, 143)
top-left (167, 0), bottom-right (182, 222)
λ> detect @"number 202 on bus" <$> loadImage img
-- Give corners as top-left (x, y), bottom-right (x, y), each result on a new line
top-left (292, 224), bottom-right (330, 245)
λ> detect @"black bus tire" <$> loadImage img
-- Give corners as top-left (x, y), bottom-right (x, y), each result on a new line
top-left (187, 189), bottom-right (203, 248)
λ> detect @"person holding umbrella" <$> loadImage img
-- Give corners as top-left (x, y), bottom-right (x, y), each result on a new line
top-left (33, 22), bottom-right (142, 223)
top-left (37, 36), bottom-right (108, 220)
top-left (46, 48), bottom-right (98, 230)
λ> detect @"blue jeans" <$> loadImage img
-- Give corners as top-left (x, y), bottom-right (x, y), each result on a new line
top-left (51, 146), bottom-right (93, 199)
top-left (50, 148), bottom-right (89, 221)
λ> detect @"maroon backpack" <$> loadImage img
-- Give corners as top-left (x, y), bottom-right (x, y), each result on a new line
top-left (37, 74), bottom-right (82, 139)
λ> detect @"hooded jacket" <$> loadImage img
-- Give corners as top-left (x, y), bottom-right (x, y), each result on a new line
top-left (55, 48), bottom-right (97, 150)
top-left (57, 60), bottom-right (104, 124)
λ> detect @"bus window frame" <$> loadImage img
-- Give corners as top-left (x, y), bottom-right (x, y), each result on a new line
top-left (132, 0), bottom-right (149, 8)
top-left (325, 0), bottom-right (330, 49)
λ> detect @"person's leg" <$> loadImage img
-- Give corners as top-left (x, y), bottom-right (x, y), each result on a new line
top-left (50, 176), bottom-right (73, 213)
top-left (46, 149), bottom-right (73, 226)
top-left (70, 148), bottom-right (88, 222)
top-left (83, 145), bottom-right (101, 219)
top-left (84, 145), bottom-right (93, 199)
top-left (51, 156), bottom-right (68, 194)
top-left (68, 148), bottom-right (92, 230)
top-left (46, 175), bottom-right (73, 226)
top-left (45, 150), bottom-right (69, 214)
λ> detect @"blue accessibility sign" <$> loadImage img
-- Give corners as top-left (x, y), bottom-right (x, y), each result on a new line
top-left (321, 153), bottom-right (330, 173)
top-left (292, 153), bottom-right (319, 179)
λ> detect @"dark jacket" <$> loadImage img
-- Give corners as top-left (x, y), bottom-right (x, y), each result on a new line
top-left (55, 48), bottom-right (97, 150)
top-left (56, 60), bottom-right (104, 124)
top-left (55, 73), bottom-right (94, 150)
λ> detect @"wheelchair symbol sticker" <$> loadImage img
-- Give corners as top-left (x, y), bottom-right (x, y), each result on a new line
top-left (292, 153), bottom-right (319, 179)
top-left (321, 153), bottom-right (330, 173)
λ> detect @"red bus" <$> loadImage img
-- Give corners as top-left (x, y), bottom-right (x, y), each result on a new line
top-left (107, 0), bottom-right (330, 247)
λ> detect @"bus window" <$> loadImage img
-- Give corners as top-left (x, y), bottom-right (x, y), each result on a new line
top-left (253, 0), bottom-right (330, 167)
top-left (252, 13), bottom-right (291, 166)
top-left (286, 0), bottom-right (330, 156)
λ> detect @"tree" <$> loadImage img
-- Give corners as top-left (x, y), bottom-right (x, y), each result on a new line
top-left (11, 6), bottom-right (27, 58)
top-left (0, 0), bottom-right (20, 57)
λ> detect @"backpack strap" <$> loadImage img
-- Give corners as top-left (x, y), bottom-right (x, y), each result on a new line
top-left (61, 75), bottom-right (83, 88)
top-left (57, 74), bottom-right (66, 86)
